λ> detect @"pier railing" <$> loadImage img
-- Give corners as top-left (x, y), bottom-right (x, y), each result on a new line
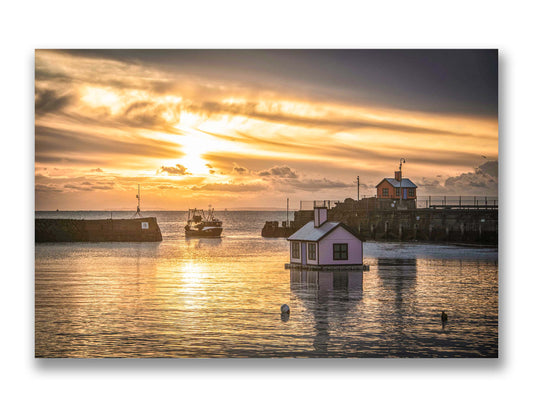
top-left (299, 200), bottom-right (342, 210)
top-left (416, 196), bottom-right (498, 209)
top-left (299, 196), bottom-right (498, 211)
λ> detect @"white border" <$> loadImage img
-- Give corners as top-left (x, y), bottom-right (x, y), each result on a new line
top-left (3, 0), bottom-right (530, 405)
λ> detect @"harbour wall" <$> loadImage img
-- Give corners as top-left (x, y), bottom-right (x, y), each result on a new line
top-left (35, 217), bottom-right (163, 242)
top-left (294, 206), bottom-right (498, 245)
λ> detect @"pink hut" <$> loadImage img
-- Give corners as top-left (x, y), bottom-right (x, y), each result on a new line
top-left (285, 205), bottom-right (365, 270)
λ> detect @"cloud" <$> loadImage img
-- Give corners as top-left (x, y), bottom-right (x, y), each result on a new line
top-left (158, 164), bottom-right (191, 175)
top-left (232, 165), bottom-right (247, 174)
top-left (283, 177), bottom-right (352, 191)
top-left (258, 165), bottom-right (298, 178)
top-left (35, 184), bottom-right (63, 194)
top-left (35, 125), bottom-right (182, 166)
top-left (35, 88), bottom-right (74, 115)
top-left (193, 101), bottom-right (487, 138)
top-left (438, 161), bottom-right (498, 195)
top-left (477, 160), bottom-right (498, 178)
top-left (63, 180), bottom-right (115, 191)
top-left (190, 182), bottom-right (267, 192)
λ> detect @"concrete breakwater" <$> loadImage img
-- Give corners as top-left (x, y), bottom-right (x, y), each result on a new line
top-left (261, 220), bottom-right (297, 237)
top-left (293, 204), bottom-right (497, 245)
top-left (35, 217), bottom-right (163, 242)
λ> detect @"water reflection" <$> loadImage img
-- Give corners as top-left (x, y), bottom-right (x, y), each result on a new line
top-left (185, 238), bottom-right (222, 249)
top-left (376, 258), bottom-right (418, 338)
top-left (290, 270), bottom-right (363, 354)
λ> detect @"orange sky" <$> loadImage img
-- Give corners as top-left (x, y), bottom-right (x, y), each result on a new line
top-left (35, 50), bottom-right (498, 210)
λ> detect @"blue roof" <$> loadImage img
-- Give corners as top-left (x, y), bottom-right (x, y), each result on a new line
top-left (288, 221), bottom-right (361, 242)
top-left (376, 178), bottom-right (417, 188)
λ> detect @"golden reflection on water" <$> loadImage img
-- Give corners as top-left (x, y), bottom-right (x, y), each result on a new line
top-left (35, 227), bottom-right (498, 358)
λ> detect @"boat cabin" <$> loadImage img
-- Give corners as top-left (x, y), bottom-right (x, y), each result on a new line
top-left (287, 205), bottom-right (364, 268)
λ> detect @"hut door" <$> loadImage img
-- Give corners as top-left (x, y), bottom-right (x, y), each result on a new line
top-left (403, 189), bottom-right (407, 199)
top-left (301, 242), bottom-right (307, 265)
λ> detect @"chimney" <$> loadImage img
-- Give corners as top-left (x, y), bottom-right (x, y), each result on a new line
top-left (314, 205), bottom-right (328, 228)
top-left (395, 171), bottom-right (402, 181)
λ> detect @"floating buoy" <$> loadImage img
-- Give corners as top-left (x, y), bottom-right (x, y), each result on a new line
top-left (281, 304), bottom-right (290, 314)
top-left (441, 311), bottom-right (448, 322)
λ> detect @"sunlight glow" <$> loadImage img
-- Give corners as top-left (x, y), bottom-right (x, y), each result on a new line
top-left (81, 86), bottom-right (122, 114)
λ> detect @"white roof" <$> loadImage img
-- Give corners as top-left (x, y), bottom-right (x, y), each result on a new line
top-left (288, 221), bottom-right (343, 242)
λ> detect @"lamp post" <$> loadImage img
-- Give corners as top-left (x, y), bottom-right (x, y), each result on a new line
top-left (399, 158), bottom-right (406, 206)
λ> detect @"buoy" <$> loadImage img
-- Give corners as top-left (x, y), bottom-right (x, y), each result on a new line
top-left (281, 304), bottom-right (290, 314)
top-left (441, 311), bottom-right (448, 322)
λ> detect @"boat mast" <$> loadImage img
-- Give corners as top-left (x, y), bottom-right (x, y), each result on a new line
top-left (133, 184), bottom-right (143, 218)
top-left (286, 198), bottom-right (289, 225)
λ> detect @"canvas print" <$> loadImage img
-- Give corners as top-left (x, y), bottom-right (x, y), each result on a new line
top-left (35, 49), bottom-right (498, 358)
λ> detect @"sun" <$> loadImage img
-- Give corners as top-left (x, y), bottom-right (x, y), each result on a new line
top-left (178, 133), bottom-right (211, 175)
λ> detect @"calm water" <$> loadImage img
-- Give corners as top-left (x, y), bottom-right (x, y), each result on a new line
top-left (35, 211), bottom-right (498, 358)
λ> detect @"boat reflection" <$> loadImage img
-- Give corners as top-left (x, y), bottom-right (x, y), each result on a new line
top-left (185, 237), bottom-right (222, 249)
top-left (290, 270), bottom-right (364, 354)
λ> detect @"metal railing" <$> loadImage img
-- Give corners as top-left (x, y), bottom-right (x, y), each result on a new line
top-left (416, 196), bottom-right (498, 209)
top-left (299, 196), bottom-right (498, 211)
top-left (299, 200), bottom-right (342, 210)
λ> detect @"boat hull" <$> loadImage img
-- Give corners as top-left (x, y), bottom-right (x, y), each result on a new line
top-left (185, 227), bottom-right (223, 238)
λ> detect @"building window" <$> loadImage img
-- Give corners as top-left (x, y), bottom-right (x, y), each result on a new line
top-left (291, 242), bottom-right (300, 259)
top-left (395, 188), bottom-right (400, 196)
top-left (333, 243), bottom-right (348, 260)
top-left (382, 188), bottom-right (389, 197)
top-left (409, 189), bottom-right (415, 197)
top-left (308, 243), bottom-right (316, 260)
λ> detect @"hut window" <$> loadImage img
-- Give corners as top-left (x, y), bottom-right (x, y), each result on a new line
top-left (291, 242), bottom-right (300, 259)
top-left (308, 243), bottom-right (316, 260)
top-left (409, 189), bottom-right (415, 197)
top-left (333, 243), bottom-right (348, 260)
top-left (395, 187), bottom-right (400, 196)
top-left (382, 188), bottom-right (389, 197)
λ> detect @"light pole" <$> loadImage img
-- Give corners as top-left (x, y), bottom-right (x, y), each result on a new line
top-left (399, 158), bottom-right (406, 206)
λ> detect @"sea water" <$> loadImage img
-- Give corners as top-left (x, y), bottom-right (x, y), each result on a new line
top-left (35, 211), bottom-right (498, 358)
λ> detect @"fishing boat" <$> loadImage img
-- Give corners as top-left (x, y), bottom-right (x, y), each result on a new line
top-left (185, 207), bottom-right (223, 237)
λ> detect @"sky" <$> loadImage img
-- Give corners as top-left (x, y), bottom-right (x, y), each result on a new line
top-left (35, 49), bottom-right (498, 210)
